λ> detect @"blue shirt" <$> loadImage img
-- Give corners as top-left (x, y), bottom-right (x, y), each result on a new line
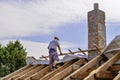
top-left (48, 40), bottom-right (59, 50)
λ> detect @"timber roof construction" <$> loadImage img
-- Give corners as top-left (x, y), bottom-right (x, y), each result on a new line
top-left (1, 35), bottom-right (120, 80)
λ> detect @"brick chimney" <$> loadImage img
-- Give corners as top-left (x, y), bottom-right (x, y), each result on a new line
top-left (88, 3), bottom-right (106, 60)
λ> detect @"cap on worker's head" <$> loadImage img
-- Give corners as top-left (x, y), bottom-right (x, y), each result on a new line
top-left (54, 36), bottom-right (59, 40)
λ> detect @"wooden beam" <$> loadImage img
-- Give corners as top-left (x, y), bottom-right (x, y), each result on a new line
top-left (11, 65), bottom-right (38, 80)
top-left (95, 51), bottom-right (120, 71)
top-left (84, 51), bottom-right (120, 80)
top-left (78, 48), bottom-right (86, 55)
top-left (49, 59), bottom-right (86, 80)
top-left (95, 71), bottom-right (114, 79)
top-left (64, 54), bottom-right (103, 80)
top-left (109, 65), bottom-right (120, 71)
top-left (18, 65), bottom-right (45, 80)
top-left (94, 45), bottom-right (102, 53)
top-left (2, 65), bottom-right (31, 80)
top-left (41, 55), bottom-right (48, 60)
top-left (68, 49), bottom-right (74, 54)
top-left (30, 66), bottom-right (50, 80)
top-left (39, 48), bottom-right (103, 59)
top-left (40, 59), bottom-right (77, 80)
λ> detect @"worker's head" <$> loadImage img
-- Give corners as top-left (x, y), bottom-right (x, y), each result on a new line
top-left (54, 36), bottom-right (59, 41)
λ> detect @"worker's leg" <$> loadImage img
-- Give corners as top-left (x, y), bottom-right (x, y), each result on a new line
top-left (49, 50), bottom-right (59, 71)
top-left (52, 52), bottom-right (59, 69)
top-left (53, 60), bottom-right (57, 68)
top-left (49, 55), bottom-right (54, 70)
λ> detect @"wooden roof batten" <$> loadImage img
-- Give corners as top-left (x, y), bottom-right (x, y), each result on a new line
top-left (39, 48), bottom-right (103, 59)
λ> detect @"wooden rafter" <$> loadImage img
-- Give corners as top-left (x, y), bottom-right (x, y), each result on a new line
top-left (11, 65), bottom-right (38, 80)
top-left (30, 66), bottom-right (50, 80)
top-left (2, 65), bottom-right (31, 80)
top-left (40, 59), bottom-right (78, 80)
top-left (18, 65), bottom-right (45, 80)
top-left (84, 51), bottom-right (120, 80)
top-left (30, 59), bottom-right (76, 80)
top-left (109, 65), bottom-right (120, 71)
top-left (64, 54), bottom-right (103, 80)
top-left (49, 59), bottom-right (86, 80)
top-left (95, 71), bottom-right (115, 79)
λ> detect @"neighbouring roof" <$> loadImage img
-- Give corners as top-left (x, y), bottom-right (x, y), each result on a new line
top-left (104, 35), bottom-right (120, 53)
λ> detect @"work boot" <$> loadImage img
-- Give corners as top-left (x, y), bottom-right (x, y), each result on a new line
top-left (51, 66), bottom-right (57, 71)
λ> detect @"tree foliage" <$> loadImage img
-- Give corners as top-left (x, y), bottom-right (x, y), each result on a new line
top-left (0, 40), bottom-right (27, 77)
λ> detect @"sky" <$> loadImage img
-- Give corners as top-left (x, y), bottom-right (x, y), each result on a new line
top-left (0, 0), bottom-right (120, 59)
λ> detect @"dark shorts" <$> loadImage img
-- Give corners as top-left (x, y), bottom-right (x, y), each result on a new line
top-left (49, 48), bottom-right (59, 65)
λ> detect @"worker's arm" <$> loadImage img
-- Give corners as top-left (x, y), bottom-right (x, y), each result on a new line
top-left (48, 44), bottom-right (50, 50)
top-left (57, 45), bottom-right (62, 55)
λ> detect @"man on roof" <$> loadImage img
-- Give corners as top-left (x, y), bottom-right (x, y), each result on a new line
top-left (48, 36), bottom-right (62, 71)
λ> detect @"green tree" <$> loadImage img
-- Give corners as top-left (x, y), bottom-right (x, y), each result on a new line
top-left (0, 40), bottom-right (27, 77)
top-left (0, 44), bottom-right (10, 77)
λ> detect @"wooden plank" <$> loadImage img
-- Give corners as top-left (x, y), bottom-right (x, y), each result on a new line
top-left (41, 55), bottom-right (48, 60)
top-left (113, 71), bottom-right (120, 80)
top-left (2, 65), bottom-right (31, 80)
top-left (50, 65), bottom-right (73, 80)
top-left (68, 49), bottom-right (74, 54)
top-left (10, 65), bottom-right (38, 80)
top-left (40, 60), bottom-right (76, 80)
top-left (78, 48), bottom-right (86, 55)
top-left (49, 59), bottom-right (86, 80)
top-left (94, 45), bottom-right (102, 53)
top-left (95, 71), bottom-right (114, 79)
top-left (64, 54), bottom-right (103, 80)
top-left (68, 66), bottom-right (96, 79)
top-left (30, 66), bottom-right (50, 80)
top-left (94, 51), bottom-right (120, 71)
top-left (84, 51), bottom-right (120, 80)
top-left (39, 48), bottom-right (102, 59)
top-left (18, 65), bottom-right (45, 80)
top-left (109, 65), bottom-right (120, 71)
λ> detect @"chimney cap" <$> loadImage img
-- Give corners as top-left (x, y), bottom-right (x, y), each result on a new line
top-left (94, 3), bottom-right (99, 10)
